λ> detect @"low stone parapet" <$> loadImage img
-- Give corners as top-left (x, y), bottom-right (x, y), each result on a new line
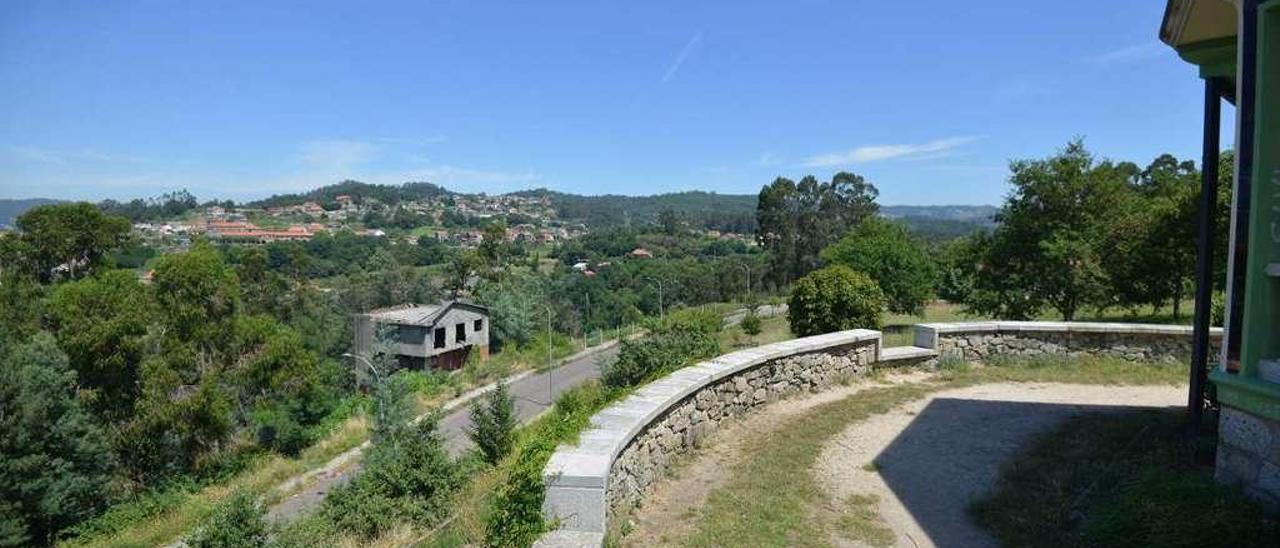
top-left (538, 330), bottom-right (881, 545)
top-left (536, 321), bottom-right (1216, 546)
top-left (913, 321), bottom-right (1222, 363)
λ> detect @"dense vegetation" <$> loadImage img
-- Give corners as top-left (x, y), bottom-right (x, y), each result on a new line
top-left (0, 137), bottom-right (1241, 547)
top-left (943, 141), bottom-right (1232, 321)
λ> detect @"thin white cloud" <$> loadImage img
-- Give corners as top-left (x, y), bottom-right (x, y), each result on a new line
top-left (801, 136), bottom-right (979, 167)
top-left (753, 152), bottom-right (781, 167)
top-left (661, 32), bottom-right (703, 83)
top-left (1089, 42), bottom-right (1165, 65)
top-left (2, 145), bottom-right (143, 165)
top-left (297, 139), bottom-right (381, 173)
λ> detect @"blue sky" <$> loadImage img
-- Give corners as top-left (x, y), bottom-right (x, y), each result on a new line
top-left (0, 1), bottom-right (1232, 205)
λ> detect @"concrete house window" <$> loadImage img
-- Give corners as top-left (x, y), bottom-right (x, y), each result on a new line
top-left (455, 323), bottom-right (466, 343)
top-left (434, 327), bottom-right (446, 349)
top-left (399, 325), bottom-right (425, 344)
top-left (474, 319), bottom-right (483, 331)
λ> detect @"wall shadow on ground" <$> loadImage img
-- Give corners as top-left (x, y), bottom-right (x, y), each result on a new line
top-left (869, 398), bottom-right (1178, 547)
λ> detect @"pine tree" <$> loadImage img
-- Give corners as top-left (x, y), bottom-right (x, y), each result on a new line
top-left (469, 382), bottom-right (517, 465)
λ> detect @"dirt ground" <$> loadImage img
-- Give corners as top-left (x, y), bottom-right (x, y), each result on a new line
top-left (622, 377), bottom-right (1182, 548)
top-left (619, 372), bottom-right (932, 547)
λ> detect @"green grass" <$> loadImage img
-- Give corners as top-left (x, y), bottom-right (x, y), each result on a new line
top-left (718, 314), bottom-right (793, 350)
top-left (835, 494), bottom-right (895, 547)
top-left (676, 356), bottom-right (1194, 548)
top-left (971, 410), bottom-right (1280, 548)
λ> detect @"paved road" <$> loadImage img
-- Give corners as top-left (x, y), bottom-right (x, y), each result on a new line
top-left (442, 345), bottom-right (616, 454)
top-left (722, 303), bottom-right (787, 327)
top-left (265, 343), bottom-right (619, 524)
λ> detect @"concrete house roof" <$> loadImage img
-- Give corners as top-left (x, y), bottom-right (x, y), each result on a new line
top-left (366, 301), bottom-right (488, 326)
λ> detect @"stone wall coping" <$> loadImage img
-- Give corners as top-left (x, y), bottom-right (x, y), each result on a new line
top-left (543, 328), bottom-right (880, 495)
top-left (879, 345), bottom-right (938, 362)
top-left (915, 321), bottom-right (1223, 337)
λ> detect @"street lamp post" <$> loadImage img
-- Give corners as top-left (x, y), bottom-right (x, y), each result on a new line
top-left (342, 352), bottom-right (386, 425)
top-left (736, 263), bottom-right (751, 300)
top-left (544, 303), bottom-right (554, 403)
top-left (645, 277), bottom-right (666, 318)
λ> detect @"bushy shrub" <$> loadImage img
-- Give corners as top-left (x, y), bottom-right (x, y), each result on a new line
top-left (787, 265), bottom-right (886, 337)
top-left (656, 306), bottom-right (723, 335)
top-left (820, 217), bottom-right (935, 315)
top-left (740, 311), bottom-right (763, 339)
top-left (469, 382), bottom-right (517, 465)
top-left (321, 414), bottom-right (458, 539)
top-left (601, 328), bottom-right (720, 389)
top-left (186, 490), bottom-right (267, 548)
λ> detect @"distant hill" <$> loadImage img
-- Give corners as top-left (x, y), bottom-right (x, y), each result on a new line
top-left (246, 180), bottom-right (450, 209)
top-left (2, 183), bottom-right (998, 241)
top-left (511, 188), bottom-right (758, 233)
top-left (0, 198), bottom-right (62, 228)
top-left (881, 205), bottom-right (998, 226)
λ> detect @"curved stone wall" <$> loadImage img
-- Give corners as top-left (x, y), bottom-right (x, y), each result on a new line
top-left (537, 321), bottom-right (1218, 547)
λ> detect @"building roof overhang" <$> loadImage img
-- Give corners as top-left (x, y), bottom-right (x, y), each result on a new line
top-left (1161, 0), bottom-right (1241, 83)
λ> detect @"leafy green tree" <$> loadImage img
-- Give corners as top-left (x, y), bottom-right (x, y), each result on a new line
top-left (821, 217), bottom-right (935, 315)
top-left (0, 270), bottom-right (44, 349)
top-left (967, 140), bottom-right (1124, 320)
top-left (151, 243), bottom-right (240, 349)
top-left (0, 334), bottom-right (114, 546)
top-left (935, 233), bottom-right (987, 304)
top-left (7, 203), bottom-right (130, 282)
top-left (186, 490), bottom-right (267, 548)
top-left (757, 172), bottom-right (879, 286)
top-left (468, 382), bottom-right (517, 465)
top-left (478, 221), bottom-right (509, 267)
top-left (787, 265), bottom-right (886, 336)
top-left (659, 208), bottom-right (681, 235)
top-left (473, 272), bottom-right (544, 352)
top-left (117, 360), bottom-right (233, 483)
top-left (45, 270), bottom-right (155, 420)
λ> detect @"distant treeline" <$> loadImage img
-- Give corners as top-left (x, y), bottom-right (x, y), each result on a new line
top-left (510, 188), bottom-right (760, 233)
top-left (246, 180), bottom-right (450, 209)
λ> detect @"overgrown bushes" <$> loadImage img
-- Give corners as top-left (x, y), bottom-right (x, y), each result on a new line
top-left (787, 265), bottom-right (886, 336)
top-left (186, 490), bottom-right (267, 548)
top-left (602, 313), bottom-right (720, 389)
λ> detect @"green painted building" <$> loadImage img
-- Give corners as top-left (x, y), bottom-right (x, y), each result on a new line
top-left (1161, 0), bottom-right (1280, 506)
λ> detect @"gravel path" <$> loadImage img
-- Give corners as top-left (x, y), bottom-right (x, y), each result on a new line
top-left (620, 372), bottom-right (933, 547)
top-left (814, 382), bottom-right (1183, 548)
top-left (622, 377), bottom-right (1183, 548)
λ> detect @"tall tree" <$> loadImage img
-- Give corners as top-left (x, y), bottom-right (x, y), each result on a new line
top-left (967, 140), bottom-right (1124, 320)
top-left (46, 270), bottom-right (155, 421)
top-left (0, 334), bottom-right (114, 547)
top-left (756, 172), bottom-right (878, 286)
top-left (7, 203), bottom-right (130, 283)
top-left (151, 243), bottom-right (241, 349)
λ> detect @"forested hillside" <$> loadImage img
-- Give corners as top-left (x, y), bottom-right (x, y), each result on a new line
top-left (0, 198), bottom-right (62, 228)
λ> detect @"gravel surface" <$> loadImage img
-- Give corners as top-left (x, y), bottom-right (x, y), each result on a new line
top-left (813, 382), bottom-right (1183, 548)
